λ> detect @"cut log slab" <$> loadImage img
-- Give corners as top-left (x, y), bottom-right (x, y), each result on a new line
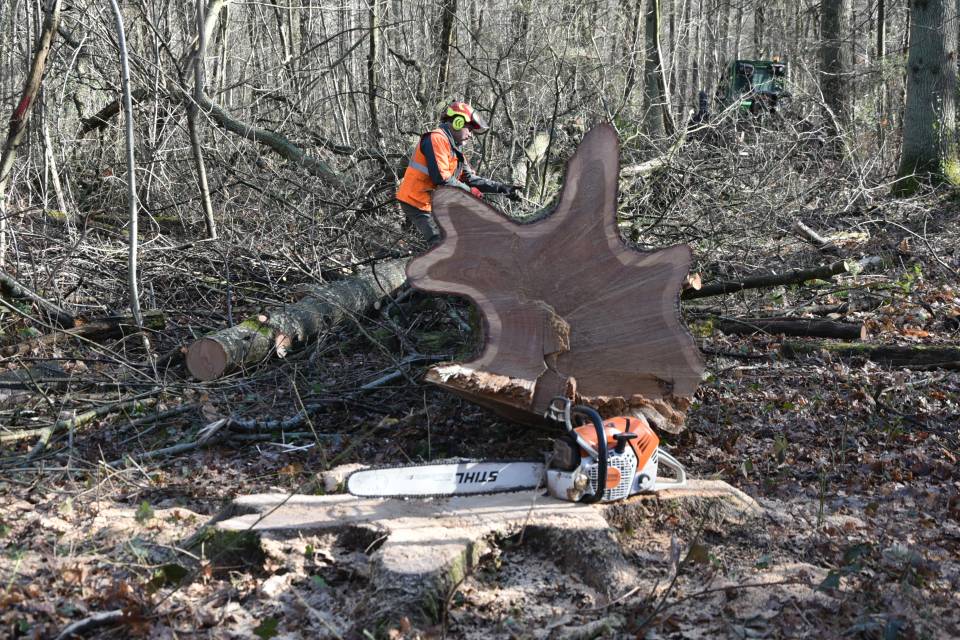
top-left (186, 258), bottom-right (408, 380)
top-left (205, 477), bottom-right (759, 633)
top-left (407, 124), bottom-right (704, 429)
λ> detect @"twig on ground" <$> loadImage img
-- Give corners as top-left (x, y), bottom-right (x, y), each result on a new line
top-left (0, 390), bottom-right (161, 460)
top-left (53, 609), bottom-right (126, 640)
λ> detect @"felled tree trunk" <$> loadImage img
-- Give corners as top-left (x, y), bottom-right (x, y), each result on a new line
top-left (781, 341), bottom-right (960, 369)
top-left (407, 125), bottom-right (704, 430)
top-left (683, 256), bottom-right (882, 300)
top-left (0, 270), bottom-right (75, 327)
top-left (1, 311), bottom-right (165, 357)
top-left (714, 317), bottom-right (865, 340)
top-left (186, 259), bottom-right (408, 380)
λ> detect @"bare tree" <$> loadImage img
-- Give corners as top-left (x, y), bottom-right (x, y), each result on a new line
top-left (820, 0), bottom-right (847, 127)
top-left (436, 0), bottom-right (457, 100)
top-left (643, 0), bottom-right (675, 136)
top-left (0, 0), bottom-right (61, 267)
top-left (896, 0), bottom-right (959, 190)
top-left (107, 0), bottom-right (146, 339)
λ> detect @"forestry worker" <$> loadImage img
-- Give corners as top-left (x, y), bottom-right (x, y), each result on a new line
top-left (396, 101), bottom-right (520, 243)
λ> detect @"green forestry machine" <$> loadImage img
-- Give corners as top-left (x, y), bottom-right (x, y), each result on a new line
top-left (716, 58), bottom-right (789, 114)
top-left (691, 58), bottom-right (789, 126)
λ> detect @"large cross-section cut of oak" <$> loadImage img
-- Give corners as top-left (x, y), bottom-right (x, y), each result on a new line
top-left (408, 124), bottom-right (704, 429)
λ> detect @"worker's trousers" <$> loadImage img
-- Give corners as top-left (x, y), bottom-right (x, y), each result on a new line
top-left (399, 201), bottom-right (440, 245)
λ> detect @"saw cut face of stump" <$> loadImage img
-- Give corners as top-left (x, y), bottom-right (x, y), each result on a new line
top-left (407, 124), bottom-right (704, 428)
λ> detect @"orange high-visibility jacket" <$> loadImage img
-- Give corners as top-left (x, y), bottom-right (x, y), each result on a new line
top-left (396, 124), bottom-right (505, 212)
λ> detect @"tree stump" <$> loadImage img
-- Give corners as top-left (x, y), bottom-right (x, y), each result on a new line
top-left (407, 124), bottom-right (704, 429)
top-left (202, 477), bottom-right (760, 634)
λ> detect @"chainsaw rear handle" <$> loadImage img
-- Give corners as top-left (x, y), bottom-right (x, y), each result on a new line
top-left (571, 405), bottom-right (608, 504)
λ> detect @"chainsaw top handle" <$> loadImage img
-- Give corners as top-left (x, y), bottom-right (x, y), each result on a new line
top-left (570, 404), bottom-right (608, 503)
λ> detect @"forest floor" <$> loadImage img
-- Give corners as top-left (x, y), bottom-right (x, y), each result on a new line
top-left (1, 135), bottom-right (959, 639)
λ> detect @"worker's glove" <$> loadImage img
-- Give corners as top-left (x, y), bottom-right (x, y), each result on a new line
top-left (470, 186), bottom-right (484, 200)
top-left (503, 184), bottom-right (523, 202)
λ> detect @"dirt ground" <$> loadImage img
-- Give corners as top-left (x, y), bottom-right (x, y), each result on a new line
top-left (2, 141), bottom-right (960, 638)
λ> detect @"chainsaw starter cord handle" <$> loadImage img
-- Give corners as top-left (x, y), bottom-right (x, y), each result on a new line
top-left (572, 405), bottom-right (607, 503)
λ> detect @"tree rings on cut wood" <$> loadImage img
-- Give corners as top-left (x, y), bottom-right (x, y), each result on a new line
top-left (185, 336), bottom-right (231, 382)
top-left (407, 124), bottom-right (704, 429)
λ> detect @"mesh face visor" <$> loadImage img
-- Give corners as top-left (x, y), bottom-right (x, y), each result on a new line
top-left (468, 110), bottom-right (489, 133)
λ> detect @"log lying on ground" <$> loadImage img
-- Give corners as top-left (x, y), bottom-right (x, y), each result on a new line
top-left (79, 88), bottom-right (149, 136)
top-left (0, 311), bottom-right (165, 357)
top-left (186, 258), bottom-right (409, 381)
top-left (683, 256), bottom-right (882, 300)
top-left (781, 341), bottom-right (960, 370)
top-left (0, 270), bottom-right (75, 327)
top-left (408, 125), bottom-right (704, 430)
top-left (715, 317), bottom-right (866, 340)
top-left (620, 123), bottom-right (688, 180)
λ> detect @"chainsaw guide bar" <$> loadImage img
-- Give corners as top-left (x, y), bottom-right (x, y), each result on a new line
top-left (346, 460), bottom-right (546, 499)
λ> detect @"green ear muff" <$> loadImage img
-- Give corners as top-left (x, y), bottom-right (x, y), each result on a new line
top-left (451, 115), bottom-right (467, 131)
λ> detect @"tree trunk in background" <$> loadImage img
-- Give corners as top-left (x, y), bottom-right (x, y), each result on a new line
top-left (190, 0), bottom-right (218, 240)
top-left (754, 5), bottom-right (765, 57)
top-left (876, 0), bottom-right (886, 147)
top-left (677, 0), bottom-right (692, 115)
top-left (367, 0), bottom-right (384, 149)
top-left (691, 0), bottom-right (702, 93)
top-left (436, 0), bottom-right (457, 100)
top-left (108, 0), bottom-right (146, 339)
top-left (0, 0), bottom-right (61, 267)
top-left (643, 0), bottom-right (674, 136)
top-left (718, 0), bottom-right (730, 63)
top-left (820, 0), bottom-right (847, 127)
top-left (622, 0), bottom-right (644, 109)
top-left (733, 1), bottom-right (743, 59)
top-left (896, 0), bottom-right (959, 190)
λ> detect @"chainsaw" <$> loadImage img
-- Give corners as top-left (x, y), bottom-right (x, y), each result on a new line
top-left (346, 398), bottom-right (686, 503)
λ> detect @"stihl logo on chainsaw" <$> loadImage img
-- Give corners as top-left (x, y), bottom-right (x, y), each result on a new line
top-left (455, 470), bottom-right (499, 484)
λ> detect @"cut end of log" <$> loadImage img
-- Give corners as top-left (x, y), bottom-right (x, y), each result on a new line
top-left (186, 338), bottom-right (229, 381)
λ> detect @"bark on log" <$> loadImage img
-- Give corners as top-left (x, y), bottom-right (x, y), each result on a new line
top-left (186, 258), bottom-right (409, 380)
top-left (0, 270), bottom-right (75, 327)
top-left (79, 88), bottom-right (149, 136)
top-left (781, 341), bottom-right (960, 369)
top-left (0, 311), bottom-right (165, 357)
top-left (714, 317), bottom-right (866, 340)
top-left (408, 125), bottom-right (704, 430)
top-left (682, 256), bottom-right (882, 300)
top-left (0, 0), bottom-right (62, 266)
